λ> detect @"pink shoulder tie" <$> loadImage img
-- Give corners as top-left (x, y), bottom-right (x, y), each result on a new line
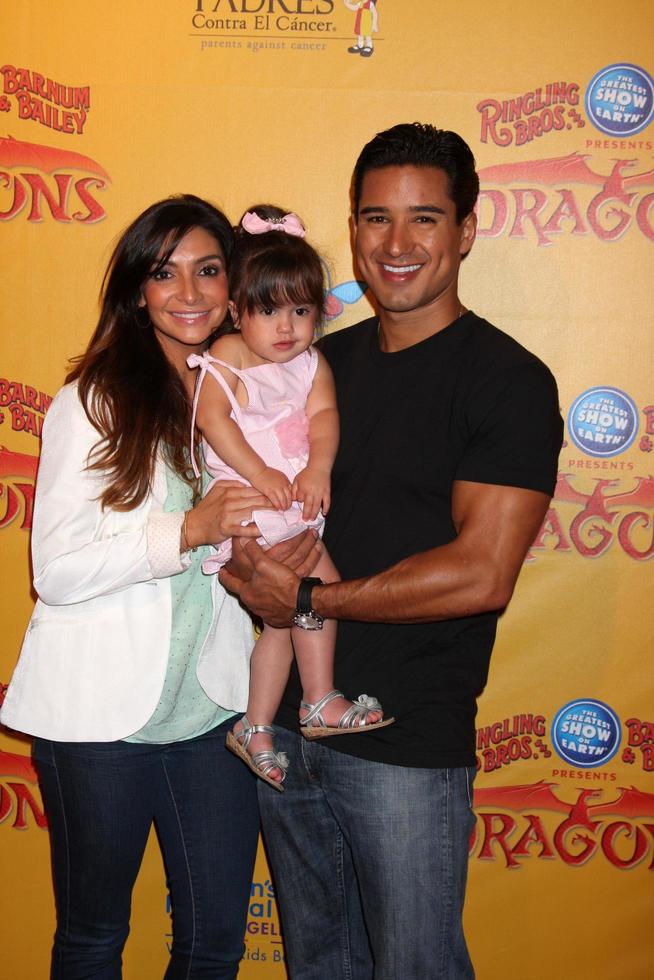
top-left (187, 352), bottom-right (211, 478)
top-left (187, 352), bottom-right (246, 479)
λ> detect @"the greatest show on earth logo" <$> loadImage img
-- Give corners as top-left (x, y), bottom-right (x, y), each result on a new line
top-left (567, 386), bottom-right (639, 458)
top-left (552, 699), bottom-right (621, 768)
top-left (585, 63), bottom-right (654, 137)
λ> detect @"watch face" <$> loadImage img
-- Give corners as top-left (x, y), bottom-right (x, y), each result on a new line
top-left (293, 612), bottom-right (324, 631)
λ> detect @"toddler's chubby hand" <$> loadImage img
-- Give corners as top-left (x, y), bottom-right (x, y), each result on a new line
top-left (293, 466), bottom-right (330, 522)
top-left (251, 467), bottom-right (293, 511)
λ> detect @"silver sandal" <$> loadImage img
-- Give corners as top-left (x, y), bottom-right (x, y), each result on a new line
top-left (300, 690), bottom-right (395, 740)
top-left (226, 716), bottom-right (289, 792)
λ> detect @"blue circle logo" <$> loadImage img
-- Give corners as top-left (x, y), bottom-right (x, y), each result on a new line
top-left (568, 386), bottom-right (638, 458)
top-left (585, 63), bottom-right (654, 136)
top-left (551, 699), bottom-right (621, 768)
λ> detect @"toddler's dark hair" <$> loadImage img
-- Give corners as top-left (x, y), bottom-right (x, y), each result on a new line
top-left (230, 204), bottom-right (325, 330)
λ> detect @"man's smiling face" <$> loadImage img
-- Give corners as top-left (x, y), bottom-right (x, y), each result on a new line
top-left (354, 164), bottom-right (476, 320)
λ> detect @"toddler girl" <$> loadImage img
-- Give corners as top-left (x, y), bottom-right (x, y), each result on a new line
top-left (189, 204), bottom-right (392, 789)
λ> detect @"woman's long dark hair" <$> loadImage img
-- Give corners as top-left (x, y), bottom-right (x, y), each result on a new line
top-left (67, 194), bottom-right (234, 510)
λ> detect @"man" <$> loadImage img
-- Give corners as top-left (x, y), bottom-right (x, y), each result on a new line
top-left (222, 122), bottom-right (563, 978)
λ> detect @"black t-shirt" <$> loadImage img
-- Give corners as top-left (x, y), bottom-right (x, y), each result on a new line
top-left (275, 312), bottom-right (563, 768)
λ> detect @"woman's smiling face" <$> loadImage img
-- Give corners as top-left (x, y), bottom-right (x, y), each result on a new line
top-left (140, 226), bottom-right (229, 368)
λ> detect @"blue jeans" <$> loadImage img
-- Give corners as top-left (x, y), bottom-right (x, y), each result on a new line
top-left (258, 729), bottom-right (476, 980)
top-left (33, 719), bottom-right (259, 979)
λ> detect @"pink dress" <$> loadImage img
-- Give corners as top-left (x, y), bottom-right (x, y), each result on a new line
top-left (188, 347), bottom-right (325, 573)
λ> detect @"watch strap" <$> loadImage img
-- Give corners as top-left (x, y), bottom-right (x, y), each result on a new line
top-left (296, 577), bottom-right (323, 615)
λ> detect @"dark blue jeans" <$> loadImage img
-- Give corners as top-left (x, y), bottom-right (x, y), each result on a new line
top-left (33, 719), bottom-right (259, 979)
top-left (258, 729), bottom-right (476, 980)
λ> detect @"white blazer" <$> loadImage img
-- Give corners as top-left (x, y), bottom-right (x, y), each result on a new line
top-left (0, 383), bottom-right (254, 742)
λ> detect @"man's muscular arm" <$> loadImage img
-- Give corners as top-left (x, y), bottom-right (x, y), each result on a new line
top-left (219, 480), bottom-right (551, 627)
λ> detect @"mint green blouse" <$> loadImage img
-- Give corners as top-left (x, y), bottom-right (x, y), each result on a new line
top-left (126, 467), bottom-right (234, 743)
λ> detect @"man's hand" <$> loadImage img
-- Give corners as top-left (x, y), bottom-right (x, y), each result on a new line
top-left (220, 538), bottom-right (312, 627)
top-left (220, 481), bottom-right (552, 628)
top-left (300, 480), bottom-right (552, 625)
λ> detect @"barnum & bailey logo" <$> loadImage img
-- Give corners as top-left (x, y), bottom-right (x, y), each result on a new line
top-left (1, 64), bottom-right (91, 136)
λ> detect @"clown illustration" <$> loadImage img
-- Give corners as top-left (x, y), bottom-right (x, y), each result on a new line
top-left (344, 1), bottom-right (378, 58)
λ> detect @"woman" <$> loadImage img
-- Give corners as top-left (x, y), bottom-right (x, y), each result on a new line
top-left (0, 195), bottom-right (315, 978)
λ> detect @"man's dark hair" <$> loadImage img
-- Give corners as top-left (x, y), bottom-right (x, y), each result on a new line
top-left (352, 122), bottom-right (479, 223)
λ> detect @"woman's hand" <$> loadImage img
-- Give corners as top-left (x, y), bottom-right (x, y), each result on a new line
top-left (183, 481), bottom-right (270, 549)
top-left (251, 467), bottom-right (293, 511)
top-left (292, 466), bottom-right (331, 521)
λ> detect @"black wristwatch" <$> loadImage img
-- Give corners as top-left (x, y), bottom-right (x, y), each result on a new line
top-left (292, 577), bottom-right (324, 631)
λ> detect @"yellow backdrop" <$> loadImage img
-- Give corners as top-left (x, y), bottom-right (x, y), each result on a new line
top-left (1, 2), bottom-right (653, 977)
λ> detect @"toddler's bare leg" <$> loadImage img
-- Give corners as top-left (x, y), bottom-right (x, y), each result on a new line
top-left (234, 626), bottom-right (293, 784)
top-left (294, 549), bottom-right (383, 729)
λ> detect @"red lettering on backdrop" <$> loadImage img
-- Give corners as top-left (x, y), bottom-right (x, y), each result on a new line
top-left (636, 193), bottom-right (654, 240)
top-left (6, 782), bottom-right (47, 829)
top-left (601, 822), bottom-right (650, 870)
top-left (73, 177), bottom-right (107, 223)
top-left (0, 172), bottom-right (107, 223)
top-left (1, 66), bottom-right (90, 136)
top-left (477, 82), bottom-right (580, 147)
top-left (0, 170), bottom-right (26, 218)
top-left (0, 446), bottom-right (40, 529)
top-left (24, 172), bottom-right (73, 222)
top-left (0, 136), bottom-right (109, 222)
top-left (476, 153), bottom-right (654, 245)
top-left (0, 749), bottom-right (47, 829)
top-left (471, 782), bottom-right (654, 870)
top-left (528, 474), bottom-right (654, 563)
top-left (624, 719), bottom-right (654, 772)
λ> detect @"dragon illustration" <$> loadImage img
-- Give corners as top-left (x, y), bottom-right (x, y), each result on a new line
top-left (0, 134), bottom-right (110, 180)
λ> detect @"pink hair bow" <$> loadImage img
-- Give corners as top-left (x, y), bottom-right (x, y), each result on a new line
top-left (241, 211), bottom-right (306, 238)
